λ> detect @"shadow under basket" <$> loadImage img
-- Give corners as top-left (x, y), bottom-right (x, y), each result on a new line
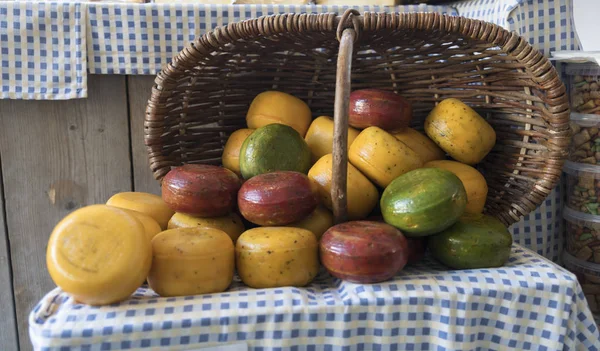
top-left (145, 10), bottom-right (570, 226)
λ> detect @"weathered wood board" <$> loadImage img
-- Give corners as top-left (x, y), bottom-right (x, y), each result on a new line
top-left (0, 75), bottom-right (132, 350)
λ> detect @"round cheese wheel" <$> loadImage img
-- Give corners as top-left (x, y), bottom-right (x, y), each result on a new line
top-left (392, 127), bottom-right (445, 164)
top-left (285, 205), bottom-right (333, 240)
top-left (349, 126), bottom-right (423, 188)
top-left (46, 205), bottom-right (152, 305)
top-left (246, 91), bottom-right (312, 137)
top-left (423, 160), bottom-right (488, 214)
top-left (109, 206), bottom-right (162, 242)
top-left (236, 227), bottom-right (319, 288)
top-left (308, 154), bottom-right (378, 220)
top-left (304, 116), bottom-right (360, 163)
top-left (107, 192), bottom-right (174, 230)
top-left (167, 212), bottom-right (245, 243)
top-left (222, 129), bottom-right (255, 176)
top-left (148, 227), bottom-right (234, 297)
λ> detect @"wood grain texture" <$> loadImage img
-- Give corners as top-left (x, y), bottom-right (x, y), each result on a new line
top-left (0, 75), bottom-right (132, 350)
top-left (331, 28), bottom-right (355, 225)
top-left (0, 154), bottom-right (18, 351)
top-left (127, 75), bottom-right (161, 195)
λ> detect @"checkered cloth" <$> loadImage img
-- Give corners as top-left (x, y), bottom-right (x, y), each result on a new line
top-left (29, 244), bottom-right (600, 350)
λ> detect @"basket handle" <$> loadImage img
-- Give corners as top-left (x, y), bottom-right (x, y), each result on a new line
top-left (331, 10), bottom-right (360, 224)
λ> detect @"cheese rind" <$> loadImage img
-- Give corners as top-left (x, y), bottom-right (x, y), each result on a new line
top-left (148, 227), bottom-right (235, 297)
top-left (167, 212), bottom-right (245, 243)
top-left (106, 192), bottom-right (174, 230)
top-left (46, 204), bottom-right (152, 305)
top-left (236, 227), bottom-right (319, 288)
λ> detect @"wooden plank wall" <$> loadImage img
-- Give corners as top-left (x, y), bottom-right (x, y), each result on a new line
top-left (0, 75), bottom-right (157, 351)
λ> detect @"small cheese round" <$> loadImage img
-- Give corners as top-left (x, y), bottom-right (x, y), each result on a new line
top-left (107, 192), bottom-right (174, 230)
top-left (285, 206), bottom-right (333, 240)
top-left (167, 212), bottom-right (245, 243)
top-left (46, 205), bottom-right (152, 305)
top-left (148, 227), bottom-right (234, 297)
top-left (109, 206), bottom-right (162, 242)
top-left (236, 227), bottom-right (319, 288)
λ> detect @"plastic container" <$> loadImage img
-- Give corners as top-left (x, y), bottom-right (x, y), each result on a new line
top-left (564, 160), bottom-right (600, 213)
top-left (563, 206), bottom-right (600, 264)
top-left (562, 250), bottom-right (600, 313)
top-left (568, 113), bottom-right (600, 164)
top-left (566, 63), bottom-right (600, 115)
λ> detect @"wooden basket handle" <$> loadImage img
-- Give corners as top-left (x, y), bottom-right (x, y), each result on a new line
top-left (331, 9), bottom-right (360, 224)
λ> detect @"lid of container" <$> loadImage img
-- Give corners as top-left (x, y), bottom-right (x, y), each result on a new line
top-left (570, 112), bottom-right (600, 127)
top-left (565, 62), bottom-right (600, 75)
top-left (562, 250), bottom-right (600, 277)
top-left (563, 160), bottom-right (600, 176)
top-left (563, 205), bottom-right (600, 224)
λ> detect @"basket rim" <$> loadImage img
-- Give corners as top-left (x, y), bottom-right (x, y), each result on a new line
top-left (145, 11), bottom-right (571, 227)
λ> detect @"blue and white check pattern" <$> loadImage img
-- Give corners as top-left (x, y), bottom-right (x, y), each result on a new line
top-left (86, 3), bottom-right (456, 75)
top-left (0, 2), bottom-right (87, 99)
top-left (29, 245), bottom-right (600, 350)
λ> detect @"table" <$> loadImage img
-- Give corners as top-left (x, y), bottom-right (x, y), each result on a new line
top-left (29, 245), bottom-right (600, 350)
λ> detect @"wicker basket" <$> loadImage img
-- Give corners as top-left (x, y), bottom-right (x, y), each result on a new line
top-left (145, 10), bottom-right (570, 226)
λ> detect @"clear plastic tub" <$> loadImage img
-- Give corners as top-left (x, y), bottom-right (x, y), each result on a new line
top-left (563, 206), bottom-right (600, 264)
top-left (568, 113), bottom-right (600, 164)
top-left (562, 250), bottom-right (600, 313)
top-left (566, 63), bottom-right (600, 115)
top-left (564, 160), bottom-right (600, 214)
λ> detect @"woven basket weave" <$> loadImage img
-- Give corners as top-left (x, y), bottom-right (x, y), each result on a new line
top-left (145, 10), bottom-right (570, 226)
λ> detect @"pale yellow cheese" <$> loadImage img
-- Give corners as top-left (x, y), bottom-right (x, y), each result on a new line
top-left (109, 206), bottom-right (162, 242)
top-left (285, 206), bottom-right (333, 240)
top-left (46, 205), bottom-right (152, 305)
top-left (148, 227), bottom-right (234, 297)
top-left (222, 129), bottom-right (255, 176)
top-left (304, 116), bottom-right (360, 163)
top-left (106, 192), bottom-right (174, 230)
top-left (236, 227), bottom-right (319, 288)
top-left (167, 212), bottom-right (245, 243)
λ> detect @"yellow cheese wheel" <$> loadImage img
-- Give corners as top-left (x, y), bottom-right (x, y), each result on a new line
top-left (392, 127), bottom-right (445, 164)
top-left (167, 212), bottom-right (245, 243)
top-left (107, 192), bottom-right (174, 230)
top-left (222, 129), bottom-right (255, 176)
top-left (109, 206), bottom-right (162, 242)
top-left (304, 116), bottom-right (360, 163)
top-left (148, 227), bottom-right (234, 297)
top-left (246, 91), bottom-right (312, 137)
top-left (46, 205), bottom-right (152, 305)
top-left (423, 160), bottom-right (488, 213)
top-left (236, 227), bottom-right (318, 288)
top-left (424, 98), bottom-right (496, 165)
top-left (349, 127), bottom-right (423, 188)
top-left (285, 205), bottom-right (333, 240)
top-left (308, 154), bottom-right (378, 220)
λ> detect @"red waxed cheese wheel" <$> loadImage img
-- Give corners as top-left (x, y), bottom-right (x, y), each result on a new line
top-left (320, 221), bottom-right (409, 283)
top-left (161, 164), bottom-right (242, 217)
top-left (238, 171), bottom-right (318, 226)
top-left (348, 89), bottom-right (413, 131)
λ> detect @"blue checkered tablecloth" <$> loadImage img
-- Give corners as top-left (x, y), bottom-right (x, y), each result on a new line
top-left (29, 244), bottom-right (600, 350)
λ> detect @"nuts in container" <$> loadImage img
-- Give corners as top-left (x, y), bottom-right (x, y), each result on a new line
top-left (569, 113), bottom-right (600, 164)
top-left (567, 63), bottom-right (600, 115)
top-left (562, 251), bottom-right (600, 313)
top-left (564, 160), bottom-right (600, 214)
top-left (563, 206), bottom-right (600, 264)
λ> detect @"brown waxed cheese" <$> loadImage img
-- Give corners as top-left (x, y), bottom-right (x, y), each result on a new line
top-left (236, 227), bottom-right (319, 288)
top-left (148, 227), bottom-right (234, 297)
